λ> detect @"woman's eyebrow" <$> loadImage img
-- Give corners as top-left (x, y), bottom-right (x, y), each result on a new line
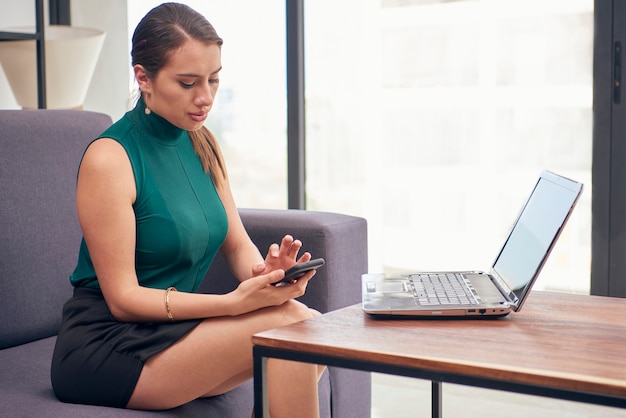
top-left (176, 66), bottom-right (222, 78)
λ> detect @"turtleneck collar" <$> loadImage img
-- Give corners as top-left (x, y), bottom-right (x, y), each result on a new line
top-left (131, 97), bottom-right (187, 146)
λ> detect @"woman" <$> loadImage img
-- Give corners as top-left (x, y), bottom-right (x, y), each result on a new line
top-left (51, 3), bottom-right (322, 416)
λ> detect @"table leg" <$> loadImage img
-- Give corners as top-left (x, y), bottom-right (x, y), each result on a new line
top-left (432, 381), bottom-right (442, 418)
top-left (253, 347), bottom-right (269, 418)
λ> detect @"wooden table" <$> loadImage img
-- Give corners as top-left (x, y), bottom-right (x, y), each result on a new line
top-left (252, 291), bottom-right (626, 417)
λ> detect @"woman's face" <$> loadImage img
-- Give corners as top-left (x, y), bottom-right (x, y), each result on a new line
top-left (138, 38), bottom-right (222, 131)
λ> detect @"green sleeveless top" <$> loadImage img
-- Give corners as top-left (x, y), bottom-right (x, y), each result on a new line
top-left (70, 99), bottom-right (228, 292)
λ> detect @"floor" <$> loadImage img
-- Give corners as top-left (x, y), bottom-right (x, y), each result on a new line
top-left (371, 373), bottom-right (626, 418)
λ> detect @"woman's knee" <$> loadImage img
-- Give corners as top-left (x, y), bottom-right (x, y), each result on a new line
top-left (278, 300), bottom-right (319, 324)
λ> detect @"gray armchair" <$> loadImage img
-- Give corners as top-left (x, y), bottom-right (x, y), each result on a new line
top-left (0, 109), bottom-right (371, 417)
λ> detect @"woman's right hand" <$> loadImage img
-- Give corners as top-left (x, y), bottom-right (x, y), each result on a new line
top-left (227, 268), bottom-right (316, 315)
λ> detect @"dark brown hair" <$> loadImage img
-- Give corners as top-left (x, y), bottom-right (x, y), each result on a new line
top-left (131, 2), bottom-right (226, 187)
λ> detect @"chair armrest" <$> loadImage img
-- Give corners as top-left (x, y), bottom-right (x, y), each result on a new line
top-left (199, 208), bottom-right (368, 313)
top-left (199, 208), bottom-right (372, 418)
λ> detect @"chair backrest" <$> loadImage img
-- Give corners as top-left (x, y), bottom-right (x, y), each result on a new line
top-left (0, 109), bottom-right (112, 349)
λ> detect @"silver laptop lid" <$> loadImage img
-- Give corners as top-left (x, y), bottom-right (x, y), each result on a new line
top-left (490, 170), bottom-right (583, 311)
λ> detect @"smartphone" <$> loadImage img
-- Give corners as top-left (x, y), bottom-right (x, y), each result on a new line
top-left (272, 258), bottom-right (325, 286)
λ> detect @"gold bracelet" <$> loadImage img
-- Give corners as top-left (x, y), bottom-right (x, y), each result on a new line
top-left (165, 287), bottom-right (177, 321)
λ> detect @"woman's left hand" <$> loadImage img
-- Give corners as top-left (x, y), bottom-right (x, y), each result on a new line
top-left (252, 235), bottom-right (311, 277)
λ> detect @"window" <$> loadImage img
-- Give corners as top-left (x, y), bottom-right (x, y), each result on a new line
top-left (305, 0), bottom-right (593, 294)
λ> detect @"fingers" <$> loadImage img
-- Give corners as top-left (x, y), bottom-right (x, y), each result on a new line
top-left (266, 269), bottom-right (285, 285)
top-left (263, 235), bottom-right (312, 277)
top-left (268, 243), bottom-right (280, 258)
top-left (278, 235), bottom-right (303, 259)
top-left (266, 236), bottom-right (299, 260)
top-left (247, 269), bottom-right (284, 287)
top-left (297, 252), bottom-right (312, 263)
top-left (272, 270), bottom-right (316, 293)
top-left (289, 269), bottom-right (316, 291)
top-left (251, 263), bottom-right (266, 276)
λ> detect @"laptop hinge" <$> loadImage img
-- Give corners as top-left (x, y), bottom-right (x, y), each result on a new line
top-left (490, 270), bottom-right (519, 307)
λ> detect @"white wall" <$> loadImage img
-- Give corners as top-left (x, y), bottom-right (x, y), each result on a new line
top-left (72, 0), bottom-right (130, 120)
top-left (0, 0), bottom-right (35, 109)
top-left (0, 0), bottom-right (131, 119)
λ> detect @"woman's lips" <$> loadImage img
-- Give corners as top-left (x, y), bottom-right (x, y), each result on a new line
top-left (189, 112), bottom-right (207, 122)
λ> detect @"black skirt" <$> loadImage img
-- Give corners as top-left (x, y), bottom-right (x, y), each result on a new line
top-left (51, 287), bottom-right (202, 408)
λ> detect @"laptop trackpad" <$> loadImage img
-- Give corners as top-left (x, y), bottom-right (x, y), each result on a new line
top-left (467, 274), bottom-right (507, 303)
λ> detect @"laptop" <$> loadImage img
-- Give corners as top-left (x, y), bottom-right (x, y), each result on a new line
top-left (362, 170), bottom-right (583, 318)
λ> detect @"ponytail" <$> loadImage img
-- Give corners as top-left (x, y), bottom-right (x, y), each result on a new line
top-left (188, 127), bottom-right (226, 188)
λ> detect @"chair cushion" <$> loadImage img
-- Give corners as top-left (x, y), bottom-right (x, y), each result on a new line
top-left (1, 336), bottom-right (256, 417)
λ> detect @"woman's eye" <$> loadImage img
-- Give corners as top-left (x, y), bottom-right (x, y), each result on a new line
top-left (209, 78), bottom-right (220, 85)
top-left (180, 81), bottom-right (195, 89)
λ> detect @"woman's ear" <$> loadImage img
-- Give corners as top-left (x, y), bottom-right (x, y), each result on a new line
top-left (134, 65), bottom-right (152, 94)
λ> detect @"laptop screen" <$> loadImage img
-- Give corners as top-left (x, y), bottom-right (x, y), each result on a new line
top-left (492, 171), bottom-right (583, 308)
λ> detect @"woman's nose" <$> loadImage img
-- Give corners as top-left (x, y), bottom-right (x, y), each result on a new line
top-left (195, 84), bottom-right (215, 107)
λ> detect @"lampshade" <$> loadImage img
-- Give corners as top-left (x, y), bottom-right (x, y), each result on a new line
top-left (0, 25), bottom-right (105, 109)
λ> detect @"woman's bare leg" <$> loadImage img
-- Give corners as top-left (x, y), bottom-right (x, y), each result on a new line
top-left (266, 358), bottom-right (319, 418)
top-left (126, 300), bottom-right (321, 417)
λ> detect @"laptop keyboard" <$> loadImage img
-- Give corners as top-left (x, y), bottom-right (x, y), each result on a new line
top-left (408, 273), bottom-right (478, 306)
